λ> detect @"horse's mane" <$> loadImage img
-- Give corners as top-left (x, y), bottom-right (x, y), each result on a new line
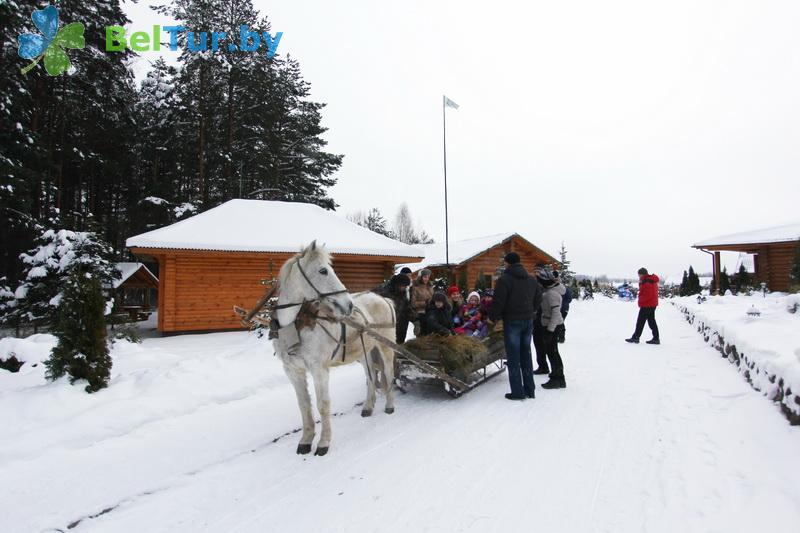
top-left (279, 241), bottom-right (331, 281)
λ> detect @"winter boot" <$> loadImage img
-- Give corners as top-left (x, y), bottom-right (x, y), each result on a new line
top-left (541, 377), bottom-right (566, 389)
top-left (625, 337), bottom-right (639, 344)
top-left (646, 339), bottom-right (660, 345)
top-left (505, 393), bottom-right (526, 401)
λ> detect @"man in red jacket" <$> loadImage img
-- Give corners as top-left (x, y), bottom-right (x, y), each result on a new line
top-left (626, 267), bottom-right (660, 345)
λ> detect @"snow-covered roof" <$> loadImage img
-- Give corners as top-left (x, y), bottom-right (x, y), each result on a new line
top-left (694, 222), bottom-right (800, 248)
top-left (397, 232), bottom-right (556, 271)
top-left (126, 199), bottom-right (424, 259)
top-left (112, 262), bottom-right (158, 289)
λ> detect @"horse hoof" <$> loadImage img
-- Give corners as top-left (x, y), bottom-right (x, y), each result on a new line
top-left (361, 409), bottom-right (373, 417)
top-left (384, 407), bottom-right (395, 414)
top-left (296, 444), bottom-right (312, 455)
top-left (315, 446), bottom-right (329, 456)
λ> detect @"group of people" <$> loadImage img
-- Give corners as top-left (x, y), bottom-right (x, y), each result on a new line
top-left (375, 268), bottom-right (496, 343)
top-left (374, 254), bottom-right (574, 399)
top-left (375, 259), bottom-right (661, 401)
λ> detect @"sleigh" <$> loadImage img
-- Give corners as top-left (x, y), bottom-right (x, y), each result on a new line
top-left (234, 285), bottom-right (506, 399)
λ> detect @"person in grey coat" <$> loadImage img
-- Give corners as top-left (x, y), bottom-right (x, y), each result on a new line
top-left (538, 270), bottom-right (566, 389)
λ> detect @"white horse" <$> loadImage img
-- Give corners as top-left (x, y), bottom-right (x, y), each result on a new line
top-left (274, 241), bottom-right (398, 456)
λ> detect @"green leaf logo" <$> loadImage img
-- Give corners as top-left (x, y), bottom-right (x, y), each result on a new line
top-left (18, 6), bottom-right (85, 76)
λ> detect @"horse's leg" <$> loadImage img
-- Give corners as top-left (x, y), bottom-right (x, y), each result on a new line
top-left (375, 345), bottom-right (396, 414)
top-left (360, 356), bottom-right (378, 418)
top-left (283, 361), bottom-right (315, 455)
top-left (309, 364), bottom-right (332, 456)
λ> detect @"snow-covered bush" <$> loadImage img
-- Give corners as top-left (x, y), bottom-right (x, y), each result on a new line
top-left (674, 294), bottom-right (800, 425)
top-left (10, 229), bottom-right (119, 329)
top-left (46, 269), bottom-right (112, 392)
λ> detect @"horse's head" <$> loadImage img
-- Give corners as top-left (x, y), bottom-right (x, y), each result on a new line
top-left (280, 241), bottom-right (354, 318)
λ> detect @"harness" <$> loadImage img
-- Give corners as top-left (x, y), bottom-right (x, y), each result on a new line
top-left (247, 255), bottom-right (397, 384)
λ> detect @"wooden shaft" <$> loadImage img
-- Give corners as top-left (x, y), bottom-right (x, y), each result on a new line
top-left (339, 316), bottom-right (470, 392)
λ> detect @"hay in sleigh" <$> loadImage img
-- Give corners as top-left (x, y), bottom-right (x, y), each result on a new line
top-left (404, 334), bottom-right (495, 381)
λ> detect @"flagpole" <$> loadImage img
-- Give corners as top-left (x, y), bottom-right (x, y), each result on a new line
top-left (443, 95), bottom-right (450, 268)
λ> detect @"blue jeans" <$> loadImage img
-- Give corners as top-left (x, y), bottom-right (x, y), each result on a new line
top-left (504, 319), bottom-right (535, 397)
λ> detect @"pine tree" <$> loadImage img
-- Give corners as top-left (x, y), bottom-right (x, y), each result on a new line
top-left (790, 240), bottom-right (800, 292)
top-left (348, 208), bottom-right (394, 237)
top-left (46, 269), bottom-right (111, 392)
top-left (680, 270), bottom-right (689, 296)
top-left (130, 59), bottom-right (181, 236)
top-left (735, 264), bottom-right (751, 293)
top-left (719, 266), bottom-right (731, 294)
top-left (457, 269), bottom-right (468, 294)
top-left (557, 242), bottom-right (576, 284)
top-left (12, 229), bottom-right (119, 329)
top-left (686, 266), bottom-right (702, 295)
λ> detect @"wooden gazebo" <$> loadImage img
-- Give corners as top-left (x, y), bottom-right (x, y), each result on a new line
top-left (398, 233), bottom-right (558, 290)
top-left (127, 200), bottom-right (423, 333)
top-left (110, 262), bottom-right (159, 320)
top-left (693, 222), bottom-right (800, 293)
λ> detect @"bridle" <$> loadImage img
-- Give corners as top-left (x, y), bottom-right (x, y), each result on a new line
top-left (274, 256), bottom-right (349, 312)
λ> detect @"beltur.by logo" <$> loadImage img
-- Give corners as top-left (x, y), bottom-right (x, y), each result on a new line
top-left (105, 25), bottom-right (283, 58)
top-left (17, 5), bottom-right (85, 76)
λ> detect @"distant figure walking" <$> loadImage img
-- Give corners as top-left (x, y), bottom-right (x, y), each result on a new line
top-left (626, 267), bottom-right (660, 345)
top-left (489, 252), bottom-right (543, 401)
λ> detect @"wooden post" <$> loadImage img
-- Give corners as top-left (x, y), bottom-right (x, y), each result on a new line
top-left (714, 251), bottom-right (721, 294)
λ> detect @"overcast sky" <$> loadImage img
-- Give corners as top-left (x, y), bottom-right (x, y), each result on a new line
top-left (124, 0), bottom-right (800, 282)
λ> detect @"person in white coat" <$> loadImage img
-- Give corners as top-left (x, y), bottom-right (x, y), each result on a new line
top-left (537, 270), bottom-right (566, 389)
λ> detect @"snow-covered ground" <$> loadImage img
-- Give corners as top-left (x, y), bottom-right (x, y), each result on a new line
top-left (674, 292), bottom-right (800, 421)
top-left (2, 298), bottom-right (800, 532)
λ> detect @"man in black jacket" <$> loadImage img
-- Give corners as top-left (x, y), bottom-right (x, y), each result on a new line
top-left (374, 274), bottom-right (414, 344)
top-left (489, 252), bottom-right (543, 400)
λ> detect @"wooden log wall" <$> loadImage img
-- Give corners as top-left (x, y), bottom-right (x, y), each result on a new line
top-left (153, 251), bottom-right (397, 332)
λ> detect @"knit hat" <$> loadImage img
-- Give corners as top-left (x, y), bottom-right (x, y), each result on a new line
top-left (467, 291), bottom-right (480, 302)
top-left (399, 267), bottom-right (413, 275)
top-left (431, 291), bottom-right (449, 305)
top-left (447, 286), bottom-right (461, 296)
top-left (638, 267), bottom-right (648, 276)
top-left (504, 252), bottom-right (520, 265)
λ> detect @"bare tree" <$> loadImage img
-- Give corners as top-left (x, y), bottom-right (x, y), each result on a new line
top-left (393, 203), bottom-right (418, 244)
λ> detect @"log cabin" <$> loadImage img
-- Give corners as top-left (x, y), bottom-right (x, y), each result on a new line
top-left (693, 222), bottom-right (800, 293)
top-left (397, 233), bottom-right (558, 290)
top-left (127, 200), bottom-right (423, 333)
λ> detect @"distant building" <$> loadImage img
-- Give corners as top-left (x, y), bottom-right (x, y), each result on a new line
top-left (398, 233), bottom-right (558, 290)
top-left (127, 200), bottom-right (423, 333)
top-left (109, 262), bottom-right (159, 321)
top-left (693, 222), bottom-right (800, 292)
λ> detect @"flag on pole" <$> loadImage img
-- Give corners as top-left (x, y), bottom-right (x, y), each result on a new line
top-left (444, 95), bottom-right (459, 110)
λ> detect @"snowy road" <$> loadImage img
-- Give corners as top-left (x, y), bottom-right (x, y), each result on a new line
top-left (4, 298), bottom-right (800, 533)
